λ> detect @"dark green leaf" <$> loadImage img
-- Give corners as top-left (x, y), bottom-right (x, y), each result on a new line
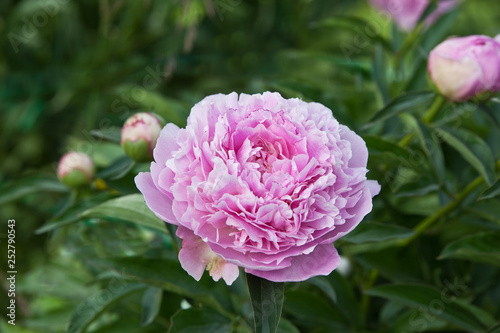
top-left (90, 126), bottom-right (122, 144)
top-left (141, 286), bottom-right (163, 326)
top-left (373, 44), bottom-right (390, 103)
top-left (434, 126), bottom-right (495, 185)
top-left (366, 284), bottom-right (488, 332)
top-left (80, 194), bottom-right (168, 235)
top-left (97, 155), bottom-right (135, 180)
top-left (67, 283), bottom-right (146, 333)
top-left (113, 85), bottom-right (187, 126)
top-left (313, 16), bottom-right (392, 50)
top-left (365, 91), bottom-right (435, 127)
top-left (246, 273), bottom-right (284, 333)
top-left (276, 318), bottom-right (300, 333)
top-left (438, 232), bottom-right (500, 267)
top-left (400, 114), bottom-right (446, 182)
top-left (479, 178), bottom-right (500, 200)
top-left (35, 192), bottom-right (116, 234)
top-left (309, 277), bottom-right (337, 303)
top-left (364, 136), bottom-right (413, 161)
top-left (396, 182), bottom-right (440, 197)
top-left (0, 174), bottom-right (69, 205)
top-left (342, 222), bottom-right (414, 244)
top-left (168, 308), bottom-right (232, 333)
top-left (96, 257), bottom-right (224, 312)
top-left (283, 289), bottom-right (348, 330)
top-left (487, 324), bottom-right (500, 333)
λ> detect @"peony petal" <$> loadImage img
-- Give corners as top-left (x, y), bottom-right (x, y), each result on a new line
top-left (135, 172), bottom-right (179, 225)
top-left (177, 227), bottom-right (213, 281)
top-left (245, 243), bottom-right (340, 282)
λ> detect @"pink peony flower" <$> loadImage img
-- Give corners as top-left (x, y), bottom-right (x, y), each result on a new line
top-left (135, 92), bottom-right (380, 284)
top-left (369, 0), bottom-right (457, 31)
top-left (428, 35), bottom-right (500, 102)
top-left (121, 112), bottom-right (163, 162)
top-left (57, 152), bottom-right (94, 187)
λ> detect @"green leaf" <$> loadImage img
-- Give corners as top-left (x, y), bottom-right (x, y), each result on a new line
top-left (67, 283), bottom-right (146, 333)
top-left (90, 126), bottom-right (122, 144)
top-left (0, 174), bottom-right (69, 205)
top-left (434, 126), bottom-right (495, 185)
top-left (313, 16), bottom-right (392, 51)
top-left (113, 85), bottom-right (188, 126)
top-left (364, 136), bottom-right (413, 161)
top-left (141, 286), bottom-right (163, 326)
top-left (95, 257), bottom-right (224, 312)
top-left (366, 284), bottom-right (488, 332)
top-left (168, 308), bottom-right (232, 333)
top-left (487, 324), bottom-right (500, 333)
top-left (438, 232), bottom-right (500, 267)
top-left (80, 194), bottom-right (168, 235)
top-left (283, 289), bottom-right (348, 330)
top-left (309, 277), bottom-right (337, 303)
top-left (479, 178), bottom-right (500, 200)
top-left (276, 318), bottom-right (300, 333)
top-left (400, 114), bottom-right (446, 182)
top-left (246, 273), bottom-right (284, 333)
top-left (35, 192), bottom-right (116, 234)
top-left (327, 272), bottom-right (363, 328)
top-left (365, 91), bottom-right (435, 127)
top-left (97, 155), bottom-right (135, 180)
top-left (373, 44), bottom-right (390, 104)
top-left (342, 222), bottom-right (414, 244)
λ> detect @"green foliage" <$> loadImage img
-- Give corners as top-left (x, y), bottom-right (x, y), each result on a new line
top-left (2, 0), bottom-right (500, 332)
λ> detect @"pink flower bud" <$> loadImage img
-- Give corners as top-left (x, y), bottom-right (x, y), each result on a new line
top-left (121, 113), bottom-right (162, 162)
top-left (369, 0), bottom-right (457, 31)
top-left (57, 152), bottom-right (94, 187)
top-left (428, 35), bottom-right (500, 102)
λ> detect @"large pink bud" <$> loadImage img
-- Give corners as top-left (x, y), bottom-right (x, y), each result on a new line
top-left (428, 35), bottom-right (500, 102)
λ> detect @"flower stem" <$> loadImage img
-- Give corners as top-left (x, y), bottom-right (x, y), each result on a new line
top-left (401, 159), bottom-right (500, 246)
top-left (398, 95), bottom-right (446, 147)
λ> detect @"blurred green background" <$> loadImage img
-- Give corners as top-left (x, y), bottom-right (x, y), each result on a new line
top-left (1, 0), bottom-right (500, 332)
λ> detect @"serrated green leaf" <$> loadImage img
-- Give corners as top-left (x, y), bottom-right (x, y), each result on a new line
top-left (80, 194), bottom-right (168, 234)
top-left (67, 283), bottom-right (146, 333)
top-left (0, 174), bottom-right (69, 205)
top-left (246, 274), bottom-right (284, 333)
top-left (342, 222), bottom-right (414, 244)
top-left (141, 286), bottom-right (163, 326)
top-left (434, 126), bottom-right (495, 185)
top-left (365, 91), bottom-right (435, 126)
top-left (168, 308), bottom-right (232, 333)
top-left (366, 284), bottom-right (488, 332)
top-left (438, 232), bottom-right (500, 267)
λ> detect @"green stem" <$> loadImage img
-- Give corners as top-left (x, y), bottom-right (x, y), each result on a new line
top-left (401, 159), bottom-right (500, 246)
top-left (398, 95), bottom-right (446, 147)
